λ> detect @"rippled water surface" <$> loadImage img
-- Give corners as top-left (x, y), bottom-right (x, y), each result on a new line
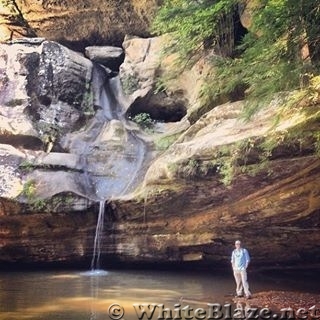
top-left (0, 268), bottom-right (318, 320)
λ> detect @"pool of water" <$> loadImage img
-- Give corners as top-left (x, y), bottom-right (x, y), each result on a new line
top-left (0, 268), bottom-right (318, 320)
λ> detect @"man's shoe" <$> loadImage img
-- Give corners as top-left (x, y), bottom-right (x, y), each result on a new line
top-left (245, 295), bottom-right (252, 299)
top-left (235, 294), bottom-right (243, 298)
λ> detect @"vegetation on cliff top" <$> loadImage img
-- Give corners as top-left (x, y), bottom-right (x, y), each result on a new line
top-left (152, 0), bottom-right (320, 117)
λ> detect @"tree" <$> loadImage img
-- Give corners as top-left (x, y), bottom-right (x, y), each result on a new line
top-left (152, 0), bottom-right (238, 63)
top-left (152, 0), bottom-right (320, 117)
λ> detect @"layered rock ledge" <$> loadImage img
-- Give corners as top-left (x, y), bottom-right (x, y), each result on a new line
top-left (0, 0), bottom-right (159, 48)
top-left (0, 37), bottom-right (320, 268)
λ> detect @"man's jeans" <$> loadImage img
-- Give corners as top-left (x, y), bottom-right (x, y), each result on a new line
top-left (233, 269), bottom-right (251, 297)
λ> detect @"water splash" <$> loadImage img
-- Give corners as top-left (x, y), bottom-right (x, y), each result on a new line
top-left (81, 269), bottom-right (108, 277)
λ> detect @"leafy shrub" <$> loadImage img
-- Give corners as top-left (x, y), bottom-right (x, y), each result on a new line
top-left (21, 179), bottom-right (47, 211)
top-left (131, 112), bottom-right (155, 130)
top-left (22, 180), bottom-right (36, 200)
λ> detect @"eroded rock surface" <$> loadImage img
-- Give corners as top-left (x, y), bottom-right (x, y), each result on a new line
top-left (0, 36), bottom-right (320, 268)
top-left (106, 100), bottom-right (320, 267)
top-left (0, 38), bottom-right (93, 143)
top-left (0, 0), bottom-right (159, 48)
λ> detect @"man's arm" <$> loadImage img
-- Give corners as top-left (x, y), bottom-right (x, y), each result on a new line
top-left (244, 249), bottom-right (250, 268)
top-left (231, 250), bottom-right (235, 269)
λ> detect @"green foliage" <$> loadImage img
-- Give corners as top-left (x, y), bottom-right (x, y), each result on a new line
top-left (22, 179), bottom-right (36, 200)
top-left (214, 138), bottom-right (258, 185)
top-left (31, 199), bottom-right (47, 211)
top-left (19, 160), bottom-right (35, 173)
top-left (154, 76), bottom-right (168, 94)
top-left (169, 158), bottom-right (201, 179)
top-left (182, 158), bottom-right (200, 177)
top-left (153, 0), bottom-right (320, 117)
top-left (152, 0), bottom-right (237, 66)
top-left (165, 138), bottom-right (264, 184)
top-left (155, 132), bottom-right (181, 151)
top-left (77, 81), bottom-right (94, 117)
top-left (121, 73), bottom-right (140, 95)
top-left (216, 159), bottom-right (234, 186)
top-left (130, 112), bottom-right (155, 130)
top-left (21, 179), bottom-right (47, 211)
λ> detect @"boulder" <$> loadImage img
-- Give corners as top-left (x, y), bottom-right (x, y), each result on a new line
top-left (0, 39), bottom-right (93, 149)
top-left (85, 46), bottom-right (124, 70)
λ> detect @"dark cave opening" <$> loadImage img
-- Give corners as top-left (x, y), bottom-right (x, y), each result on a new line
top-left (126, 96), bottom-right (187, 123)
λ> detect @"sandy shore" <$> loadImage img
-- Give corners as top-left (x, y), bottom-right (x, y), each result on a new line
top-left (233, 291), bottom-right (320, 318)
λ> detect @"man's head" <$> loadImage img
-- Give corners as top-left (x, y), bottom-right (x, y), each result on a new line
top-left (235, 240), bottom-right (241, 248)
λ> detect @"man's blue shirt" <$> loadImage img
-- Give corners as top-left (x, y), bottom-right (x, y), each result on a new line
top-left (231, 248), bottom-right (250, 271)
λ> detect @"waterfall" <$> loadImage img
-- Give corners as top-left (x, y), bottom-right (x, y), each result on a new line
top-left (83, 65), bottom-right (148, 273)
top-left (90, 200), bottom-right (105, 271)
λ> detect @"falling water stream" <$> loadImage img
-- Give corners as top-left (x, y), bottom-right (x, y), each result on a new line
top-left (74, 64), bottom-right (148, 273)
top-left (90, 200), bottom-right (105, 271)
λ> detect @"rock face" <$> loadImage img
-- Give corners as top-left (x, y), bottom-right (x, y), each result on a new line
top-left (119, 36), bottom-right (196, 122)
top-left (0, 0), bottom-right (159, 48)
top-left (0, 39), bottom-right (96, 203)
top-left (0, 38), bottom-right (151, 265)
top-left (106, 101), bottom-right (320, 267)
top-left (0, 36), bottom-right (320, 269)
top-left (0, 198), bottom-right (97, 266)
top-left (0, 38), bottom-right (92, 145)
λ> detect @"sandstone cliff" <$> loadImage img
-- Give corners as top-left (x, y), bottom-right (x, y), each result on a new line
top-left (0, 36), bottom-right (319, 269)
top-left (111, 100), bottom-right (320, 267)
top-left (0, 0), bottom-right (159, 48)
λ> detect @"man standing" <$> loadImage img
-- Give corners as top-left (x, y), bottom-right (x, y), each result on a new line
top-left (231, 240), bottom-right (252, 299)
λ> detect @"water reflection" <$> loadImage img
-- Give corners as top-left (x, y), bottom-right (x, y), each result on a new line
top-left (234, 300), bottom-right (252, 319)
top-left (0, 269), bottom-right (318, 320)
top-left (0, 270), bottom-right (229, 320)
